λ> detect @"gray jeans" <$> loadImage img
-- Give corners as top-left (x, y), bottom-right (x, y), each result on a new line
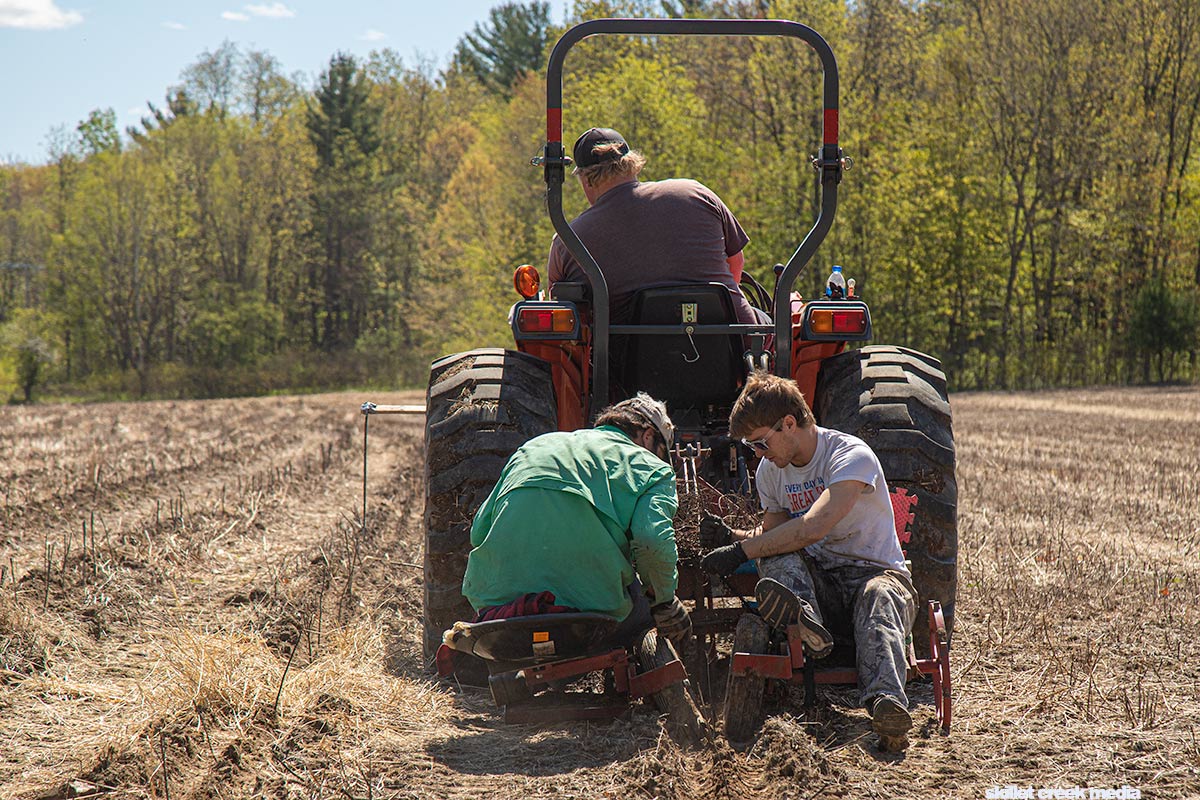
top-left (757, 552), bottom-right (917, 708)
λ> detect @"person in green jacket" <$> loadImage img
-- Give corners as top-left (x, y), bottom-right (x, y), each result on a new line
top-left (462, 392), bottom-right (691, 647)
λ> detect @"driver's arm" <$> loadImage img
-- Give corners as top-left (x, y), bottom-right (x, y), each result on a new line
top-left (727, 250), bottom-right (745, 283)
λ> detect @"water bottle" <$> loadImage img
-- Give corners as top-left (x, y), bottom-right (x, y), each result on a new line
top-left (826, 265), bottom-right (846, 300)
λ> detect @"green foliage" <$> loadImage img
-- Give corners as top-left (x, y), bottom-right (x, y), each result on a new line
top-left (454, 2), bottom-right (555, 97)
top-left (308, 53), bottom-right (381, 167)
top-left (567, 53), bottom-right (709, 179)
top-left (184, 300), bottom-right (282, 368)
top-left (76, 108), bottom-right (120, 155)
top-left (0, 308), bottom-right (57, 402)
top-left (1129, 278), bottom-right (1200, 382)
top-left (178, 40), bottom-right (242, 116)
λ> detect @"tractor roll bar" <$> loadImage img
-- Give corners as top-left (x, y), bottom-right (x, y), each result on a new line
top-left (542, 18), bottom-right (843, 419)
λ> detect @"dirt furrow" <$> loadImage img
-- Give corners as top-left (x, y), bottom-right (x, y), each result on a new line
top-left (0, 391), bottom-right (423, 797)
top-left (3, 385), bottom-right (1199, 800)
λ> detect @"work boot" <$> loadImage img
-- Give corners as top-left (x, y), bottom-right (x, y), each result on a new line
top-left (870, 695), bottom-right (912, 752)
top-left (754, 578), bottom-right (833, 658)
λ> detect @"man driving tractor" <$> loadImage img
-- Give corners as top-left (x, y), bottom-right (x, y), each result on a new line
top-left (462, 393), bottom-right (692, 649)
top-left (699, 372), bottom-right (919, 745)
top-left (546, 127), bottom-right (760, 327)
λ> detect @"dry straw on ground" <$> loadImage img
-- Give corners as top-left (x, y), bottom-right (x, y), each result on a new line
top-left (1, 386), bottom-right (1198, 799)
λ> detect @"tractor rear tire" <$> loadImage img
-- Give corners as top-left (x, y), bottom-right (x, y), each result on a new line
top-left (638, 629), bottom-right (707, 747)
top-left (724, 613), bottom-right (770, 744)
top-left (423, 349), bottom-right (558, 677)
top-left (814, 345), bottom-right (957, 657)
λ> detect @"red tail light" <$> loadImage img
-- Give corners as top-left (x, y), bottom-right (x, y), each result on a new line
top-left (517, 307), bottom-right (576, 334)
top-left (809, 308), bottom-right (867, 335)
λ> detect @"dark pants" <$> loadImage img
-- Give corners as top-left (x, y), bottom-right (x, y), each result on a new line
top-left (600, 579), bottom-right (653, 651)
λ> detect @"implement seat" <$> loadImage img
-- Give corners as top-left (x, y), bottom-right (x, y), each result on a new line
top-left (442, 612), bottom-right (620, 666)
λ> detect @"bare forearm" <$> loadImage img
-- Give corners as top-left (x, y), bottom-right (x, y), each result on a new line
top-left (740, 515), bottom-right (824, 559)
top-left (739, 482), bottom-right (866, 559)
top-left (729, 524), bottom-right (759, 542)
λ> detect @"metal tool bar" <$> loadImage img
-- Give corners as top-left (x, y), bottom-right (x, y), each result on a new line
top-left (609, 324), bottom-right (772, 335)
top-left (360, 402), bottom-right (426, 415)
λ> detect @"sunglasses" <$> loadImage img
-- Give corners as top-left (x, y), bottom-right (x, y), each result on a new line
top-left (741, 418), bottom-right (785, 452)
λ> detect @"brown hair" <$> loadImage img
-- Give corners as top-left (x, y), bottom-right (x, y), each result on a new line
top-left (595, 392), bottom-right (673, 446)
top-left (574, 144), bottom-right (646, 186)
top-left (728, 371), bottom-right (815, 439)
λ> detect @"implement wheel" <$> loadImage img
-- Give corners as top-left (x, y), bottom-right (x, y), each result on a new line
top-left (638, 629), bottom-right (707, 746)
top-left (815, 345), bottom-right (958, 657)
top-left (423, 349), bottom-right (557, 678)
top-left (724, 613), bottom-right (769, 744)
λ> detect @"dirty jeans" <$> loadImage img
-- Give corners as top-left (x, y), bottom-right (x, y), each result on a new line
top-left (757, 552), bottom-right (917, 708)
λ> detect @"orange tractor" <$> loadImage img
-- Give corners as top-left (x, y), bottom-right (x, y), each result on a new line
top-left (425, 17), bottom-right (955, 740)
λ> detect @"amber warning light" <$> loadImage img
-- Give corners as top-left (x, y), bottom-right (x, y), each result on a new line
top-left (514, 265), bottom-right (540, 299)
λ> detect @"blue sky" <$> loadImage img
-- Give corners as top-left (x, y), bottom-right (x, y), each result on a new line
top-left (0, 0), bottom-right (569, 165)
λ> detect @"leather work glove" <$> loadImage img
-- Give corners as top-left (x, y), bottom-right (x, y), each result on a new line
top-left (701, 541), bottom-right (749, 578)
top-left (651, 596), bottom-right (693, 645)
top-left (698, 512), bottom-right (734, 550)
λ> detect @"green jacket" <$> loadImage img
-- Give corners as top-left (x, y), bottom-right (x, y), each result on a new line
top-left (462, 425), bottom-right (679, 621)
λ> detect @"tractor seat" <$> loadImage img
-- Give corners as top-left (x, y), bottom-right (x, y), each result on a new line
top-left (617, 282), bottom-right (744, 415)
top-left (442, 612), bottom-right (620, 664)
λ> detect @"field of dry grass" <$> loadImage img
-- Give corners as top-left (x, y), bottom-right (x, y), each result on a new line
top-left (2, 385), bottom-right (1198, 799)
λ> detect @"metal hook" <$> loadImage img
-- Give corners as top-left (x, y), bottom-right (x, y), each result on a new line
top-left (682, 325), bottom-right (700, 363)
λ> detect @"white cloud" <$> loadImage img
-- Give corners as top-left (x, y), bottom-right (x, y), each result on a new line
top-left (162, 20), bottom-right (185, 30)
top-left (245, 2), bottom-right (294, 18)
top-left (0, 0), bottom-right (83, 30)
top-left (222, 3), bottom-right (294, 22)
top-left (361, 29), bottom-right (386, 42)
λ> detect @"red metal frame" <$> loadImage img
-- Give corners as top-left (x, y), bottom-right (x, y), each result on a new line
top-left (789, 294), bottom-right (846, 407)
top-left (514, 290), bottom-right (854, 432)
top-left (457, 645), bottom-right (689, 725)
top-left (522, 649), bottom-right (628, 689)
top-left (520, 647), bottom-right (686, 701)
top-left (517, 336), bottom-right (590, 431)
top-left (628, 658), bottom-right (687, 698)
top-left (729, 601), bottom-right (952, 732)
top-left (435, 643), bottom-right (456, 677)
top-left (924, 601), bottom-right (952, 732)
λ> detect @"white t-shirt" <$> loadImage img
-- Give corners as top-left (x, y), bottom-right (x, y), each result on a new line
top-left (755, 426), bottom-right (909, 575)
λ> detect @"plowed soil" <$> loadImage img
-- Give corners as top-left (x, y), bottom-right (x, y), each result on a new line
top-left (2, 386), bottom-right (1198, 799)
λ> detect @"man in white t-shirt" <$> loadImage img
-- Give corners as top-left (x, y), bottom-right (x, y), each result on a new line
top-left (699, 371), bottom-right (918, 748)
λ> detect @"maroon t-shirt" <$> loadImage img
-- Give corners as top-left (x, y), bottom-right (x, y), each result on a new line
top-left (546, 178), bottom-right (754, 324)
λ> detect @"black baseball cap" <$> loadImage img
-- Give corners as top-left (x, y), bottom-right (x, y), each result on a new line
top-left (572, 127), bottom-right (629, 168)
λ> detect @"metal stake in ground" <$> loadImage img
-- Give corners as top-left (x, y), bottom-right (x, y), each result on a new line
top-left (358, 400), bottom-right (427, 506)
top-left (357, 400), bottom-right (426, 574)
top-left (361, 404), bottom-right (370, 544)
top-left (355, 398), bottom-right (432, 582)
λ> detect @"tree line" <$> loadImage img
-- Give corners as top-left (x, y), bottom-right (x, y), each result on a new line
top-left (1, 0), bottom-right (1198, 402)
